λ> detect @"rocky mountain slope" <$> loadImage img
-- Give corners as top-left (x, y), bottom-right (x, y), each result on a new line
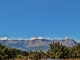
top-left (0, 38), bottom-right (77, 51)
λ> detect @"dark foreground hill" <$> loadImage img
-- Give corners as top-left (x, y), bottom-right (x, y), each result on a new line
top-left (0, 38), bottom-right (77, 51)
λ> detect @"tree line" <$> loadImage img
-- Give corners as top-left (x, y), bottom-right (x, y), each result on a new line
top-left (0, 42), bottom-right (80, 60)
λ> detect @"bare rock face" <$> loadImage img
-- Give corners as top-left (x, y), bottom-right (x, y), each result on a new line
top-left (0, 38), bottom-right (77, 51)
top-left (53, 38), bottom-right (77, 47)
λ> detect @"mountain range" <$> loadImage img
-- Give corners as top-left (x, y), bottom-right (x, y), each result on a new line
top-left (0, 37), bottom-right (77, 51)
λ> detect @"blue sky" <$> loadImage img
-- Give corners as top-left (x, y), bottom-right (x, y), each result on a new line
top-left (0, 0), bottom-right (80, 40)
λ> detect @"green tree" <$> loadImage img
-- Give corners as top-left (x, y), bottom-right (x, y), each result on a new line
top-left (47, 42), bottom-right (68, 59)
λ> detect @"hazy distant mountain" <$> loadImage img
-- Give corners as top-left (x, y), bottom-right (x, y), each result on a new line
top-left (0, 38), bottom-right (77, 51)
top-left (53, 38), bottom-right (77, 47)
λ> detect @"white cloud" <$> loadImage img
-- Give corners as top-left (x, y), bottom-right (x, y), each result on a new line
top-left (30, 37), bottom-right (37, 40)
top-left (0, 37), bottom-right (8, 40)
top-left (65, 37), bottom-right (69, 39)
top-left (0, 37), bottom-right (73, 41)
top-left (19, 38), bottom-right (22, 40)
top-left (65, 37), bottom-right (73, 40)
top-left (46, 38), bottom-right (50, 40)
top-left (24, 38), bottom-right (28, 40)
top-left (8, 39), bottom-right (11, 40)
top-left (59, 38), bottom-right (62, 40)
top-left (11, 38), bottom-right (15, 40)
top-left (37, 37), bottom-right (43, 39)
